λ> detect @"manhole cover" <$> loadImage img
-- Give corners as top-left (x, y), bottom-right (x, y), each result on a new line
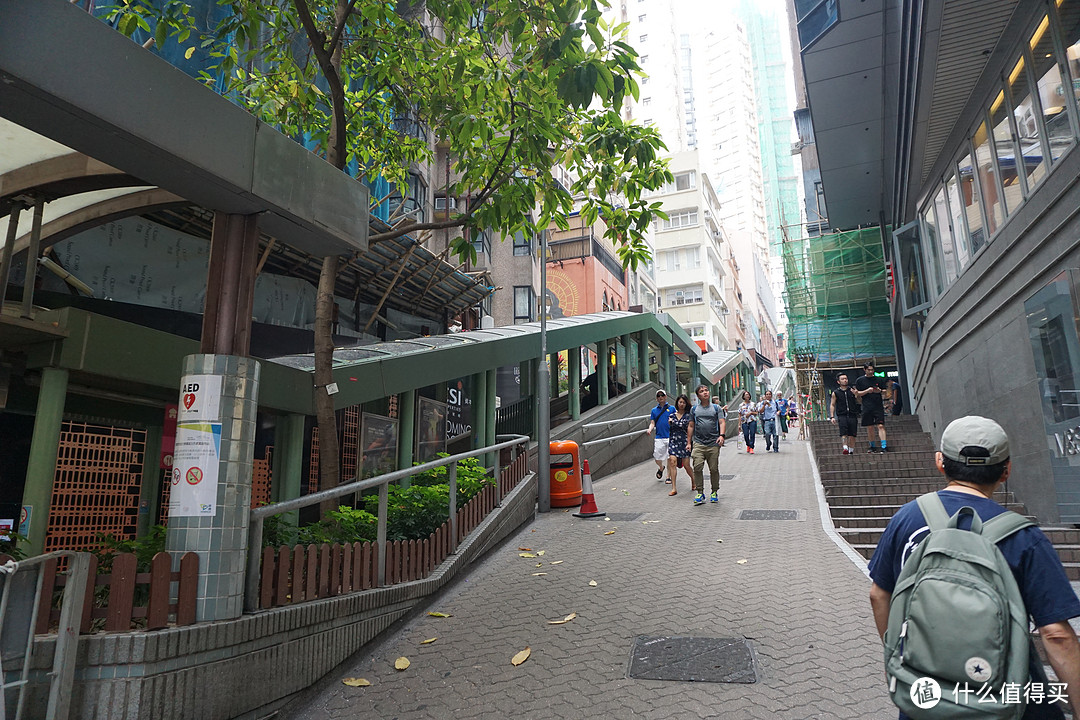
top-left (605, 512), bottom-right (645, 521)
top-left (628, 636), bottom-right (757, 683)
top-left (737, 509), bottom-right (801, 521)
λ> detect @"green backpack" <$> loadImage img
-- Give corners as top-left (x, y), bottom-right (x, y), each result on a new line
top-left (884, 492), bottom-right (1033, 718)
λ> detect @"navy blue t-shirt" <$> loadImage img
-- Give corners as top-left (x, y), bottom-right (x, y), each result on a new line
top-left (869, 490), bottom-right (1080, 628)
top-left (870, 491), bottom-right (1080, 720)
top-left (650, 403), bottom-right (675, 439)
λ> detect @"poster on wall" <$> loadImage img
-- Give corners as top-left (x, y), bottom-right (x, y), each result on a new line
top-left (361, 413), bottom-right (398, 479)
top-left (169, 374), bottom-right (223, 517)
top-left (447, 378), bottom-right (472, 440)
top-left (416, 397), bottom-right (448, 463)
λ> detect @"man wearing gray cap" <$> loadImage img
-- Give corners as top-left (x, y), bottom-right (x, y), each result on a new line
top-left (868, 416), bottom-right (1080, 718)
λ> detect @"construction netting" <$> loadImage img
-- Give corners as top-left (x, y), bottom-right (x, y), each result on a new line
top-left (783, 227), bottom-right (895, 365)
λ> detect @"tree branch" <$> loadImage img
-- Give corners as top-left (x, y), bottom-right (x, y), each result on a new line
top-left (326, 0), bottom-right (361, 56)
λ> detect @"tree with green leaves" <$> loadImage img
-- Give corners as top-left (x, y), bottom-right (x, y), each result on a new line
top-left (107, 0), bottom-right (671, 503)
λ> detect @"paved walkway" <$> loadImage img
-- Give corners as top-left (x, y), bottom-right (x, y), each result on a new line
top-left (287, 436), bottom-right (895, 719)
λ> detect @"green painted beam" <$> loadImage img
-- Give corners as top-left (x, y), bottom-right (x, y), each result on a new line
top-left (21, 367), bottom-right (68, 556)
top-left (137, 425), bottom-right (163, 537)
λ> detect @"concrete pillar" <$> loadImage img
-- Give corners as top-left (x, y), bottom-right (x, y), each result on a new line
top-left (272, 413), bottom-right (306, 525)
top-left (568, 346), bottom-right (581, 420)
top-left (621, 334), bottom-right (632, 391)
top-left (166, 354), bottom-right (260, 622)
top-left (137, 425), bottom-right (163, 537)
top-left (667, 348), bottom-right (677, 398)
top-left (20, 367), bottom-right (69, 556)
top-left (472, 371), bottom-right (488, 451)
top-left (485, 368), bottom-right (497, 466)
top-left (637, 331), bottom-right (650, 385)
top-left (397, 389), bottom-right (416, 479)
top-left (549, 353), bottom-right (560, 398)
top-left (598, 339), bottom-right (610, 405)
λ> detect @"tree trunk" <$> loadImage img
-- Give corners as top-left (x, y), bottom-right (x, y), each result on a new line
top-left (314, 255), bottom-right (341, 516)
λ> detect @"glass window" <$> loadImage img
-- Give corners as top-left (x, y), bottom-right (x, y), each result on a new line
top-left (944, 173), bottom-right (972, 271)
top-left (920, 203), bottom-right (945, 298)
top-left (973, 121), bottom-right (1006, 235)
top-left (675, 171), bottom-right (696, 191)
top-left (1054, 0), bottom-right (1080, 128)
top-left (892, 221), bottom-right (931, 315)
top-left (513, 286), bottom-right (535, 324)
top-left (661, 208), bottom-right (699, 230)
top-left (686, 247), bottom-right (701, 269)
top-left (990, 90), bottom-right (1024, 214)
top-left (512, 229), bottom-right (532, 256)
top-left (1008, 55), bottom-right (1049, 189)
top-left (932, 187), bottom-right (959, 284)
top-left (1030, 13), bottom-right (1074, 164)
top-left (956, 152), bottom-right (986, 254)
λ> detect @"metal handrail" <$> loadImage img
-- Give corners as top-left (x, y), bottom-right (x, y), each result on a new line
top-left (244, 433), bottom-right (530, 611)
top-left (1, 550), bottom-right (87, 720)
top-left (581, 414), bottom-right (650, 429)
top-left (582, 428), bottom-right (649, 447)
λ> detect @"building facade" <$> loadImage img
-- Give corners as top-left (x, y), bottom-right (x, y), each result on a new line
top-left (799, 0), bottom-right (1080, 523)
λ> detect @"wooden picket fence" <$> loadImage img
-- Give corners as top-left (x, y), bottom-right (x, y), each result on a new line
top-left (0, 551), bottom-right (199, 634)
top-left (256, 452), bottom-right (530, 610)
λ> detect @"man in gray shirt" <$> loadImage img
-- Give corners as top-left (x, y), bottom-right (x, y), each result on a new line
top-left (690, 384), bottom-right (727, 506)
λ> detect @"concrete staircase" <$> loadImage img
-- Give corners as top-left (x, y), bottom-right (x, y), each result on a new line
top-left (809, 415), bottom-right (1080, 580)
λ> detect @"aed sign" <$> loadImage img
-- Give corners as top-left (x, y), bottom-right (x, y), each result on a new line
top-left (177, 374), bottom-right (222, 424)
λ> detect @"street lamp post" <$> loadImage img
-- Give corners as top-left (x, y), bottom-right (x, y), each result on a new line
top-left (537, 230), bottom-right (551, 512)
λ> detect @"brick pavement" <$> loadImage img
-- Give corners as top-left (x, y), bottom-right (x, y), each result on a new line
top-left (287, 437), bottom-right (896, 719)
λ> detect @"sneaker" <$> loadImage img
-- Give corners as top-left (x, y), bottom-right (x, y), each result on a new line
top-left (842, 448), bottom-right (850, 455)
top-left (748, 448), bottom-right (754, 454)
top-left (693, 492), bottom-right (705, 506)
top-left (710, 492), bottom-right (718, 503)
top-left (867, 447), bottom-right (877, 454)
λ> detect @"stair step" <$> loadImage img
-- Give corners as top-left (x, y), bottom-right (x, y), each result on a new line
top-left (826, 492), bottom-right (1019, 506)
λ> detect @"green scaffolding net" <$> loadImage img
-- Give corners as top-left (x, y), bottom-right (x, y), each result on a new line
top-left (783, 227), bottom-right (895, 366)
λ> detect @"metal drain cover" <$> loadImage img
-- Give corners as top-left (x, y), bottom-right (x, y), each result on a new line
top-left (737, 509), bottom-right (801, 521)
top-left (628, 636), bottom-right (757, 683)
top-left (605, 512), bottom-right (645, 521)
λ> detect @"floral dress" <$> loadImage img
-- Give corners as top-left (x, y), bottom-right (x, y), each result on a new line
top-left (668, 411), bottom-right (692, 458)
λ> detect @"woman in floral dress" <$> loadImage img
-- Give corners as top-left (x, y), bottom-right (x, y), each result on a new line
top-left (666, 394), bottom-right (695, 496)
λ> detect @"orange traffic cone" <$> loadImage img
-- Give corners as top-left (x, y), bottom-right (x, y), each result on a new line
top-left (573, 459), bottom-right (606, 518)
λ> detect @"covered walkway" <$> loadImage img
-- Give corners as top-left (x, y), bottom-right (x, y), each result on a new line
top-left (287, 440), bottom-right (891, 719)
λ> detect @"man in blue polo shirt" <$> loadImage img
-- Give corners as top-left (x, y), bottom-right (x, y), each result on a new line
top-left (646, 389), bottom-right (675, 481)
top-left (869, 416), bottom-right (1080, 718)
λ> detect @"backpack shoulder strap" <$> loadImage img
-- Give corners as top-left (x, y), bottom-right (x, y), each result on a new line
top-left (981, 511), bottom-right (1035, 545)
top-left (915, 492), bottom-right (951, 532)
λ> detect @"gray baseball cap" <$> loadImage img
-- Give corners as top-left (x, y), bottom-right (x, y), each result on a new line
top-left (940, 416), bottom-right (1010, 465)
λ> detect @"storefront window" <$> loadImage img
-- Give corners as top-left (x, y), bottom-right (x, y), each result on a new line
top-left (920, 204), bottom-right (945, 298)
top-left (892, 221), bottom-right (930, 315)
top-left (932, 187), bottom-right (959, 284)
top-left (973, 121), bottom-right (1006, 235)
top-left (990, 90), bottom-right (1024, 214)
top-left (957, 152), bottom-right (987, 254)
top-left (944, 174), bottom-right (971, 272)
top-left (1031, 13), bottom-right (1073, 164)
top-left (1008, 55), bottom-right (1049, 189)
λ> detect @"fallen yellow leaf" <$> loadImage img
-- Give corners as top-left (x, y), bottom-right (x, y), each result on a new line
top-left (532, 572), bottom-right (547, 576)
top-left (427, 611), bottom-right (452, 618)
top-left (536, 550), bottom-right (546, 556)
top-left (519, 553), bottom-right (536, 558)
top-left (547, 612), bottom-right (578, 625)
top-left (717, 539), bottom-right (724, 543)
top-left (588, 580), bottom-right (598, 587)
top-left (736, 559), bottom-right (748, 565)
top-left (342, 677), bottom-right (371, 687)
top-left (511, 647), bottom-right (531, 666)
top-left (536, 562), bottom-right (544, 567)
top-left (604, 517), bottom-right (611, 521)
top-left (604, 530), bottom-right (616, 535)
top-left (420, 638), bottom-right (437, 645)
top-left (394, 657), bottom-right (410, 670)
top-left (550, 560), bottom-right (564, 565)
top-left (518, 547), bottom-right (532, 552)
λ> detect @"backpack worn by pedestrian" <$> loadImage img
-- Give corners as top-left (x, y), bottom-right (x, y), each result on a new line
top-left (884, 492), bottom-right (1033, 719)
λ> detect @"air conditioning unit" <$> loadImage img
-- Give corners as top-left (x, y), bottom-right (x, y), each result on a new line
top-left (435, 197), bottom-right (457, 210)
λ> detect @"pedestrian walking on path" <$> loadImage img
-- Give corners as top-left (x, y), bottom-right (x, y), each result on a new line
top-left (647, 389), bottom-right (675, 480)
top-left (690, 384), bottom-right (726, 505)
top-left (737, 390), bottom-right (758, 454)
top-left (830, 373), bottom-right (859, 455)
top-left (665, 394), bottom-right (694, 496)
top-left (760, 390), bottom-right (780, 453)
top-left (777, 391), bottom-right (790, 439)
top-left (869, 416), bottom-right (1080, 719)
top-left (854, 362), bottom-right (888, 453)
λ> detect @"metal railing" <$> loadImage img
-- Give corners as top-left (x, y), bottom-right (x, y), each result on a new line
top-left (1, 551), bottom-right (89, 720)
top-left (244, 434), bottom-right (531, 612)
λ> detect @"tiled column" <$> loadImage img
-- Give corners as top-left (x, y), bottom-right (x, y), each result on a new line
top-left (621, 334), bottom-right (633, 390)
top-left (568, 346), bottom-right (581, 420)
top-left (166, 354), bottom-right (260, 622)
